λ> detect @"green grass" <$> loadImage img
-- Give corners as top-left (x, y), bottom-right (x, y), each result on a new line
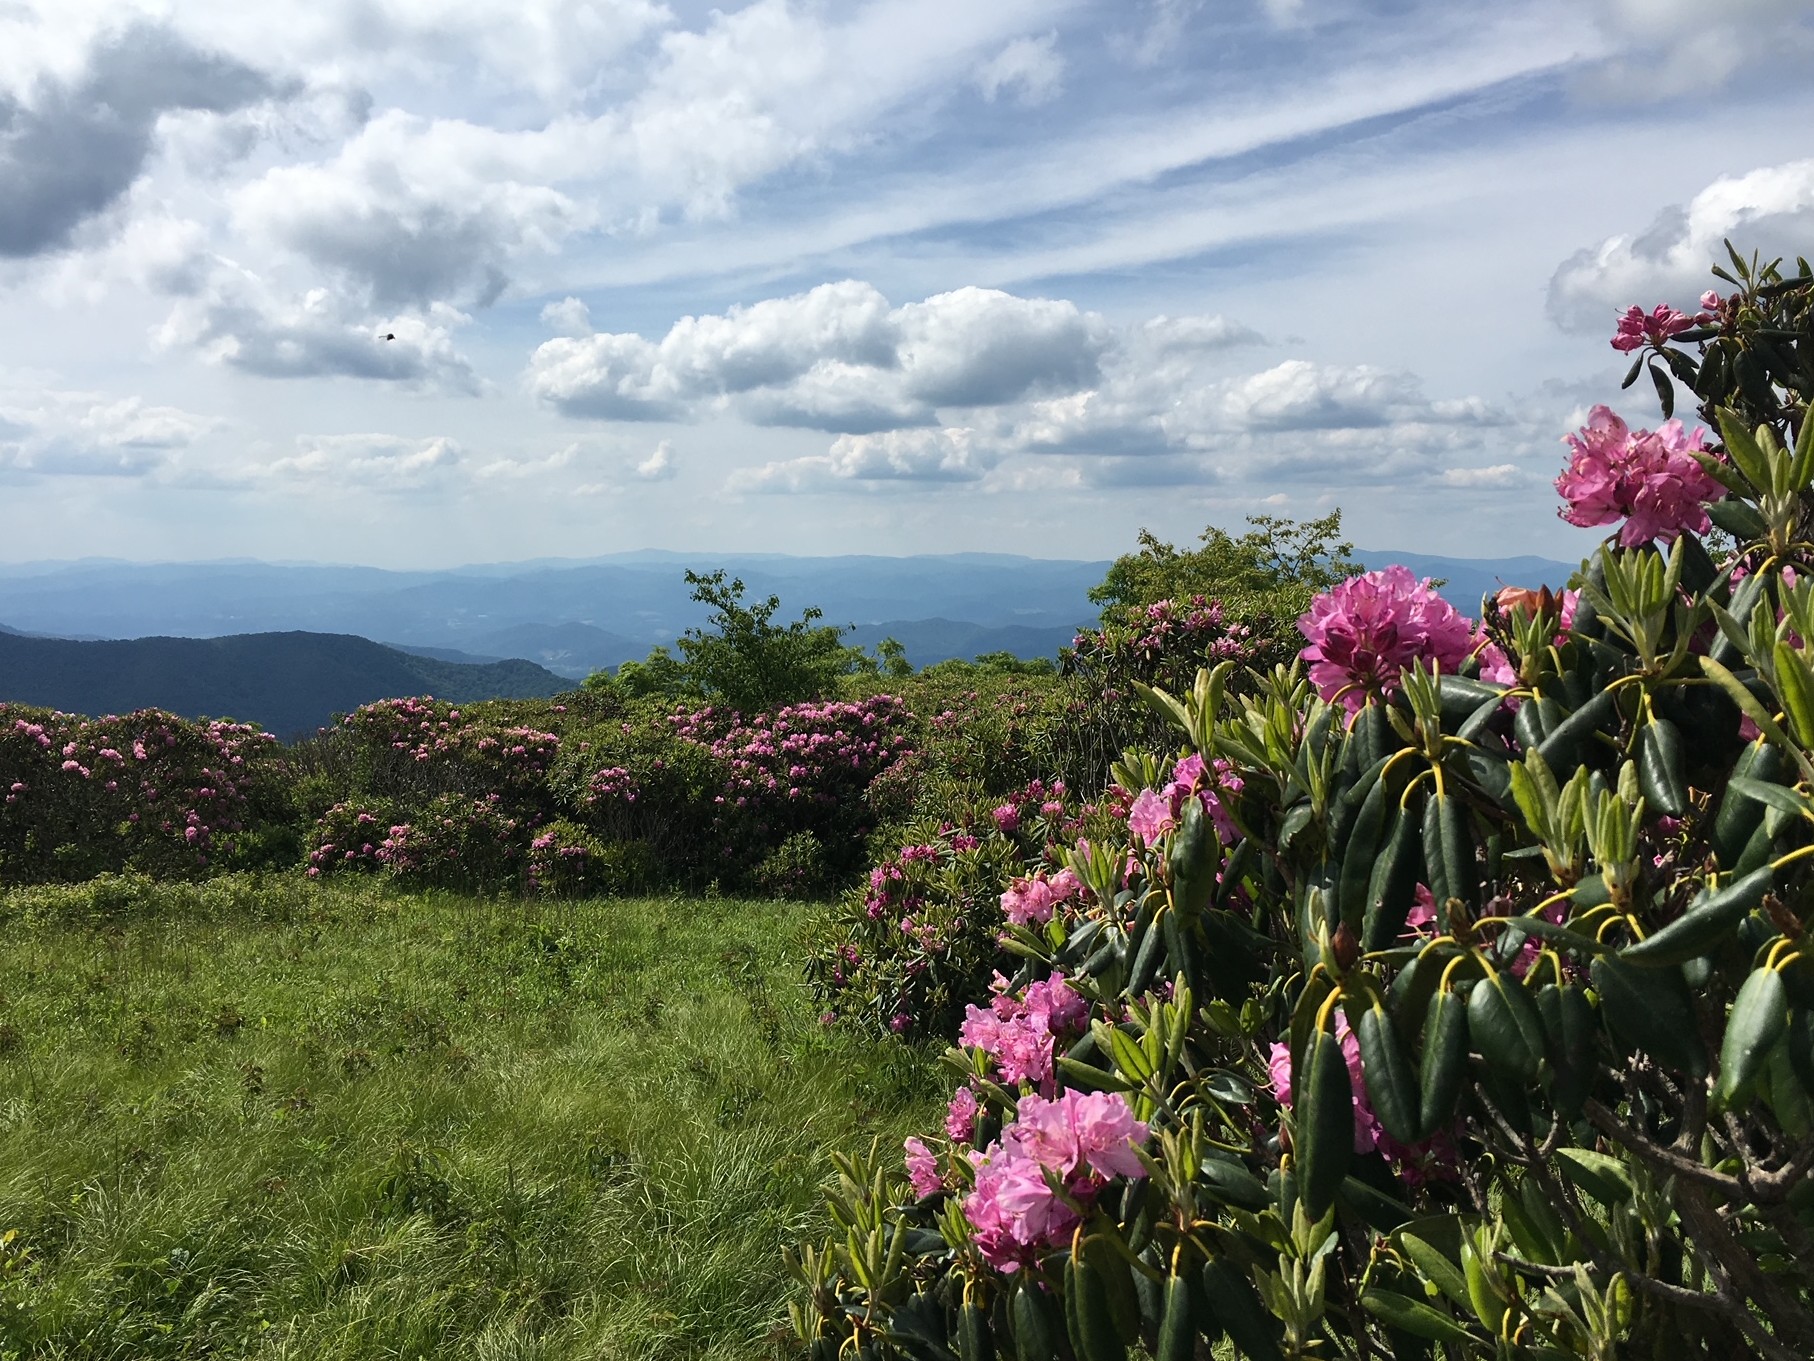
top-left (0, 875), bottom-right (942, 1359)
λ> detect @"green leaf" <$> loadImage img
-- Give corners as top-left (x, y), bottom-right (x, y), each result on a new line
top-left (1554, 1148), bottom-right (1636, 1206)
top-left (1350, 994), bottom-right (1421, 1144)
top-left (1296, 1024), bottom-right (1353, 1221)
top-left (1716, 408), bottom-right (1774, 491)
top-left (1197, 1155), bottom-right (1271, 1212)
top-left (1467, 972), bottom-right (1545, 1082)
top-left (1619, 866), bottom-right (1774, 967)
top-left (1774, 642), bottom-right (1814, 748)
top-left (1701, 656), bottom-right (1796, 756)
top-left (1359, 1290), bottom-right (1479, 1346)
top-left (1399, 1232), bottom-right (1470, 1310)
top-left (1418, 989), bottom-right (1468, 1139)
top-left (1705, 496), bottom-right (1769, 543)
top-left (1636, 717), bottom-right (1688, 818)
top-left (1718, 967), bottom-right (1790, 1106)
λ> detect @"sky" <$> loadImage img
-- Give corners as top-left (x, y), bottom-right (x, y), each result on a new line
top-left (1, 0), bottom-right (1813, 569)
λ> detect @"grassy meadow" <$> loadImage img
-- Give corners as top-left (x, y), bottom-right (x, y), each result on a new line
top-left (0, 876), bottom-right (943, 1359)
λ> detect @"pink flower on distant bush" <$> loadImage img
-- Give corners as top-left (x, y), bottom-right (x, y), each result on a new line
top-left (1001, 867), bottom-right (1083, 928)
top-left (1611, 303), bottom-right (1699, 352)
top-left (1298, 566), bottom-right (1477, 713)
top-left (904, 1137), bottom-right (942, 1199)
top-left (1555, 406), bottom-right (1721, 547)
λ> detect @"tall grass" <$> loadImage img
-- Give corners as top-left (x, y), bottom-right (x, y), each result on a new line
top-left (0, 876), bottom-right (942, 1359)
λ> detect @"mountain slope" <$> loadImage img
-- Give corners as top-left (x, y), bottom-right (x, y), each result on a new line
top-left (0, 631), bottom-right (567, 737)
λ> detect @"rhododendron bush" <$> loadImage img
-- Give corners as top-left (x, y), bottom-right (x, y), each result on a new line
top-left (0, 705), bottom-right (289, 881)
top-left (788, 251), bottom-right (1814, 1360)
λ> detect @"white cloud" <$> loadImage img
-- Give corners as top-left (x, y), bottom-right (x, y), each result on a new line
top-left (541, 295), bottom-right (593, 336)
top-left (151, 254), bottom-right (482, 392)
top-left (267, 433), bottom-right (463, 488)
top-left (1547, 158), bottom-right (1814, 330)
top-left (636, 439), bottom-right (676, 480)
top-left (0, 384), bottom-right (214, 479)
top-left (975, 33), bottom-right (1064, 106)
top-left (1439, 463), bottom-right (1528, 488)
top-left (527, 280), bottom-right (1110, 429)
top-left (731, 426), bottom-right (996, 492)
top-left (0, 384), bottom-right (216, 486)
top-left (1581, 0), bottom-right (1814, 98)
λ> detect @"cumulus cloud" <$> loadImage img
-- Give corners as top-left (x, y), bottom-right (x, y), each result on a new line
top-left (0, 21), bottom-right (275, 257)
top-left (1439, 463), bottom-right (1528, 488)
top-left (528, 280), bottom-right (1109, 430)
top-left (541, 295), bottom-right (593, 336)
top-left (731, 426), bottom-right (997, 493)
top-left (975, 33), bottom-right (1064, 106)
top-left (1547, 159), bottom-right (1814, 331)
top-left (267, 433), bottom-right (462, 488)
top-left (151, 254), bottom-right (481, 392)
top-left (635, 439), bottom-right (676, 480)
top-left (232, 111), bottom-right (590, 309)
top-left (0, 386), bottom-right (214, 479)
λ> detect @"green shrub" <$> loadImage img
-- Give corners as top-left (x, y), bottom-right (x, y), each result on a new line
top-left (790, 250), bottom-right (1814, 1361)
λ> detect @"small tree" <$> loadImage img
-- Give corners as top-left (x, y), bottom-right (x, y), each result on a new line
top-left (1090, 510), bottom-right (1362, 625)
top-left (675, 570), bottom-right (862, 713)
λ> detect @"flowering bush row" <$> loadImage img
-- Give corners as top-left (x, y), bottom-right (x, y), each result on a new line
top-left (0, 705), bottom-right (289, 882)
top-left (790, 254), bottom-right (1814, 1360)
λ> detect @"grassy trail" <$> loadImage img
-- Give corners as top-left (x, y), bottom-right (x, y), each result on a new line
top-left (0, 877), bottom-right (940, 1359)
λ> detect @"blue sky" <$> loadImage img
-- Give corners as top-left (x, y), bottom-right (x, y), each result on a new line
top-left (2, 0), bottom-right (1812, 567)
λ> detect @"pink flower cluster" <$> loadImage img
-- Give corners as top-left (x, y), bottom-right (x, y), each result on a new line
top-left (1297, 566), bottom-right (1476, 714)
top-left (666, 695), bottom-right (911, 819)
top-left (1000, 866), bottom-right (1083, 927)
top-left (1126, 751), bottom-right (1244, 846)
top-left (1555, 405), bottom-right (1721, 547)
top-left (1610, 302), bottom-right (1705, 353)
top-left (959, 971), bottom-right (1089, 1088)
top-left (335, 698), bottom-right (561, 795)
top-left (0, 706), bottom-right (278, 875)
top-left (962, 1090), bottom-right (1149, 1271)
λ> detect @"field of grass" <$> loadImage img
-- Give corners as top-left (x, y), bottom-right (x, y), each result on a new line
top-left (0, 875), bottom-right (942, 1360)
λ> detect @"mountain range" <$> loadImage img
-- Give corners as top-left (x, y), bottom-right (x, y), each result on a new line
top-left (0, 548), bottom-right (1583, 732)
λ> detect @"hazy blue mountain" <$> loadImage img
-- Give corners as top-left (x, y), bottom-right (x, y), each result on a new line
top-left (0, 549), bottom-right (1587, 689)
top-left (0, 554), bottom-right (1108, 652)
top-left (0, 631), bottom-right (567, 737)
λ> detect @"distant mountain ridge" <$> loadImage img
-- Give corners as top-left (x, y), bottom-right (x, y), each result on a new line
top-left (0, 549), bottom-right (1589, 726)
top-left (0, 631), bottom-right (567, 738)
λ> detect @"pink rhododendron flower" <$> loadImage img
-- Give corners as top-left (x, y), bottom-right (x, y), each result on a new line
top-left (963, 1090), bottom-right (1148, 1272)
top-left (992, 803), bottom-right (1021, 833)
top-left (904, 1137), bottom-right (942, 1199)
top-left (1405, 883), bottom-right (1437, 936)
top-left (1297, 566), bottom-right (1477, 713)
top-left (965, 1146), bottom-right (1080, 1271)
top-left (1000, 869), bottom-right (1083, 928)
top-left (1555, 406), bottom-right (1721, 547)
top-left (1611, 303), bottom-right (1697, 352)
top-left (1475, 640), bottom-right (1516, 686)
top-left (1169, 752), bottom-right (1244, 842)
top-left (946, 1086), bottom-right (979, 1141)
top-left (958, 972), bottom-right (1089, 1089)
top-left (1126, 787), bottom-right (1173, 845)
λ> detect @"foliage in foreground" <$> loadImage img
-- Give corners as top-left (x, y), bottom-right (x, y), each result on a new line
top-left (0, 876), bottom-right (941, 1360)
top-left (791, 249), bottom-right (1814, 1360)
